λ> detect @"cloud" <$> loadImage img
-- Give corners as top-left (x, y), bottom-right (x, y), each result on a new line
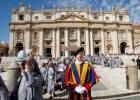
top-left (100, 0), bottom-right (112, 8)
top-left (128, 0), bottom-right (140, 23)
top-left (129, 0), bottom-right (140, 8)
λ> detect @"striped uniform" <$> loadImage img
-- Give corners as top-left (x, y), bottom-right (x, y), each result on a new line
top-left (64, 62), bottom-right (99, 100)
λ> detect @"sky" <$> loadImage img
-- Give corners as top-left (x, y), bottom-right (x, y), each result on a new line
top-left (0, 0), bottom-right (140, 43)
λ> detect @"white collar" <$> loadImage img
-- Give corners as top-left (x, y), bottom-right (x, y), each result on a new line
top-left (75, 59), bottom-right (83, 64)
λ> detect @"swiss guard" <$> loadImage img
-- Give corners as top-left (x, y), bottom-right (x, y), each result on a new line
top-left (64, 47), bottom-right (99, 100)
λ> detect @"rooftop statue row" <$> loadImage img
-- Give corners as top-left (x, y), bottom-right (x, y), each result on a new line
top-left (11, 1), bottom-right (128, 14)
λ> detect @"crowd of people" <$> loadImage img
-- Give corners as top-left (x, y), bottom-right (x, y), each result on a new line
top-left (0, 46), bottom-right (100, 100)
top-left (90, 55), bottom-right (123, 68)
top-left (0, 51), bottom-right (123, 100)
top-left (0, 48), bottom-right (75, 100)
top-left (2, 46), bottom-right (140, 100)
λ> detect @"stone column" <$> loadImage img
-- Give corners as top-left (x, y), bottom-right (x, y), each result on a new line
top-left (52, 29), bottom-right (56, 58)
top-left (126, 59), bottom-right (138, 90)
top-left (77, 28), bottom-right (81, 47)
top-left (85, 28), bottom-right (90, 55)
top-left (39, 30), bottom-right (44, 57)
top-left (9, 31), bottom-right (15, 56)
top-left (127, 30), bottom-right (133, 54)
top-left (101, 29), bottom-right (105, 54)
top-left (56, 28), bottom-right (60, 57)
top-left (90, 29), bottom-right (94, 56)
top-left (25, 29), bottom-right (31, 49)
top-left (65, 28), bottom-right (69, 57)
top-left (113, 30), bottom-right (118, 54)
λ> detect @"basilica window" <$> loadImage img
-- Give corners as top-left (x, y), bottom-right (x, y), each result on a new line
top-left (16, 31), bottom-right (23, 41)
top-left (94, 16), bottom-right (98, 20)
top-left (121, 31), bottom-right (126, 39)
top-left (107, 32), bottom-right (111, 39)
top-left (61, 42), bottom-right (64, 44)
top-left (34, 16), bottom-right (39, 20)
top-left (81, 42), bottom-right (85, 44)
top-left (18, 14), bottom-right (24, 21)
top-left (61, 30), bottom-right (64, 40)
top-left (119, 15), bottom-right (123, 21)
top-left (46, 15), bottom-right (51, 19)
top-left (106, 16), bottom-right (109, 21)
top-left (81, 30), bottom-right (85, 41)
top-left (95, 42), bottom-right (99, 44)
top-left (69, 29), bottom-right (76, 39)
top-left (47, 42), bottom-right (50, 45)
top-left (44, 30), bottom-right (52, 39)
top-left (34, 32), bottom-right (38, 40)
top-left (94, 32), bottom-right (100, 40)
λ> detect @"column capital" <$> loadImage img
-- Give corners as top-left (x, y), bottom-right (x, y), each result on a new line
top-left (51, 28), bottom-right (56, 32)
top-left (89, 28), bottom-right (93, 31)
top-left (64, 27), bottom-right (69, 30)
top-left (56, 27), bottom-right (60, 29)
top-left (77, 27), bottom-right (82, 29)
top-left (56, 28), bottom-right (60, 32)
top-left (64, 28), bottom-right (69, 32)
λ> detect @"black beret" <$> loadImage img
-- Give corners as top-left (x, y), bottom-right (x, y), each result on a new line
top-left (74, 47), bottom-right (84, 56)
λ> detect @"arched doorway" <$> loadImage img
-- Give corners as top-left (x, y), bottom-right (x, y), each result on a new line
top-left (15, 43), bottom-right (24, 55)
top-left (120, 42), bottom-right (127, 54)
top-left (94, 47), bottom-right (99, 55)
top-left (44, 48), bottom-right (52, 57)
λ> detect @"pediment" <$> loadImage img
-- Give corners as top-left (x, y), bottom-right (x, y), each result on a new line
top-left (56, 13), bottom-right (87, 21)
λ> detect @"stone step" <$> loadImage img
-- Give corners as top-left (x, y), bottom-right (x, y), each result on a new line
top-left (43, 89), bottom-right (140, 100)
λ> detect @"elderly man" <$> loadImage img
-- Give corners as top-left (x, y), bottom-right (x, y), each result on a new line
top-left (64, 47), bottom-right (99, 100)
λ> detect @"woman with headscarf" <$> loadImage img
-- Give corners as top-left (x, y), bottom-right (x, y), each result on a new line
top-left (0, 75), bottom-right (10, 100)
top-left (18, 49), bottom-right (44, 100)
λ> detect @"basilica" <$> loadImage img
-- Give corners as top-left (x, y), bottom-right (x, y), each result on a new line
top-left (9, 2), bottom-right (140, 58)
